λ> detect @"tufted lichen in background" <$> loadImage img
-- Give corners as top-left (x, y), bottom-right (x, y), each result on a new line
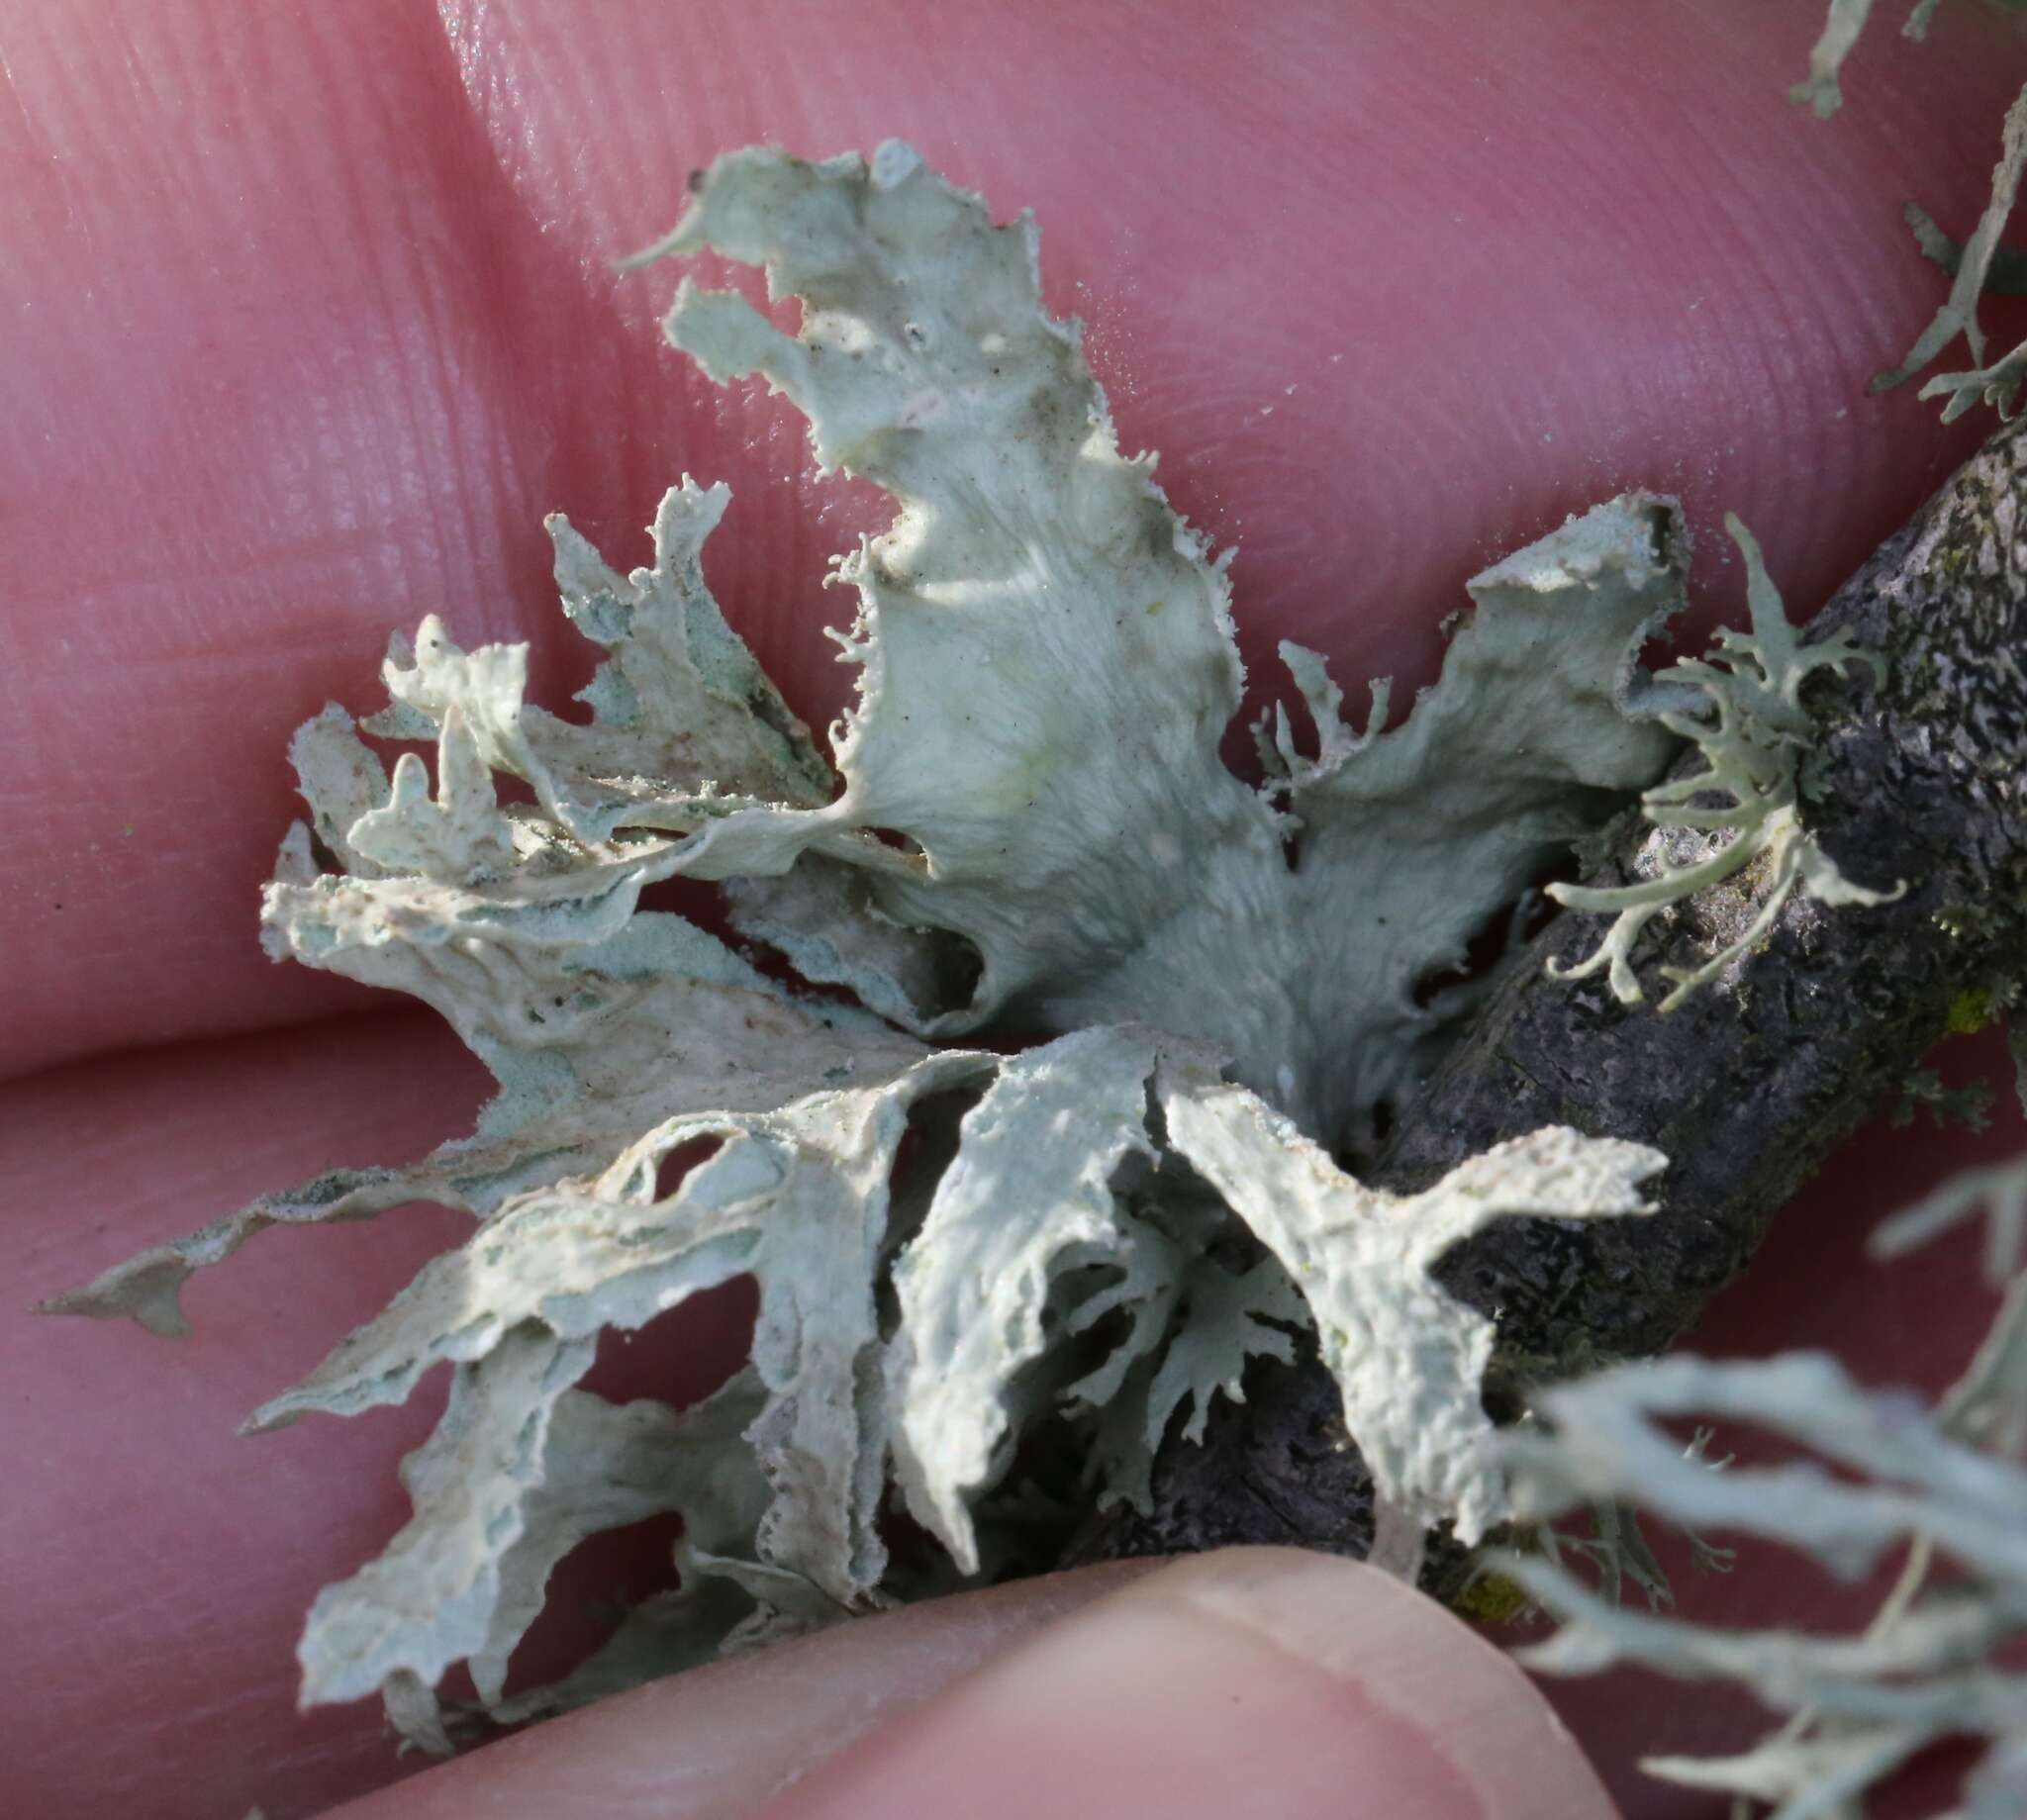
top-left (1501, 1041), bottom-right (2027, 1820)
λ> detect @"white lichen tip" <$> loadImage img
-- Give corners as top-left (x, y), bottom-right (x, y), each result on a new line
top-left (1159, 1060), bottom-right (1664, 1566)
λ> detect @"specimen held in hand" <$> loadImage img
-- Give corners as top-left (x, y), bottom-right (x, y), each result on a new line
top-left (46, 139), bottom-right (1911, 1751)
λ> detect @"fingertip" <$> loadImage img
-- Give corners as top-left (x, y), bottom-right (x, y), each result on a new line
top-left (319, 1549), bottom-right (1611, 1820)
top-left (320, 1560), bottom-right (1163, 1820)
top-left (765, 1548), bottom-right (1617, 1820)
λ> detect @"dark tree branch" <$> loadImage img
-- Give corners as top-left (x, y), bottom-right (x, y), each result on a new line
top-left (1076, 414), bottom-right (2027, 1583)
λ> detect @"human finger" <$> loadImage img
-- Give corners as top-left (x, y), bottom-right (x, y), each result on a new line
top-left (325, 1550), bottom-right (1615, 1820)
top-left (5, 0), bottom-right (2023, 1079)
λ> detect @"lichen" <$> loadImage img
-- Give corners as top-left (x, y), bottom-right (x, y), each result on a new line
top-left (1890, 1064), bottom-right (1996, 1131)
top-left (1885, 81), bottom-right (2027, 418)
top-left (1792, 1), bottom-right (2027, 423)
top-left (1790, 0), bottom-right (1886, 118)
top-left (48, 142), bottom-right (1706, 1745)
top-left (1546, 514), bottom-right (1903, 1011)
top-left (1500, 1026), bottom-right (2027, 1820)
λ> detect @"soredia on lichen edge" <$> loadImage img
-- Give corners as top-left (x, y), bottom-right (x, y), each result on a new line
top-left (1546, 514), bottom-right (1903, 1011)
top-left (48, 140), bottom-right (1697, 1746)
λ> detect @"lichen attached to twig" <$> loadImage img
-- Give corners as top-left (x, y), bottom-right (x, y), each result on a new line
top-left (44, 142), bottom-right (1699, 1748)
top-left (1547, 516), bottom-right (1903, 1011)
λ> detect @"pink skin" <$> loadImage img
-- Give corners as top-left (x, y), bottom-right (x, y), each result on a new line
top-left (2, 2), bottom-right (2022, 1815)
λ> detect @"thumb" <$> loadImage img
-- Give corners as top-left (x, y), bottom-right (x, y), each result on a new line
top-left (329, 1549), bottom-right (1614, 1820)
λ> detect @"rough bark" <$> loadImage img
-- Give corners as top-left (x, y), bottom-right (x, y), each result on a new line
top-left (1075, 414), bottom-right (2027, 1584)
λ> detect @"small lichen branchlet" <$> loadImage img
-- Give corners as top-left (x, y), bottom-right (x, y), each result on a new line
top-left (1546, 514), bottom-right (1904, 1012)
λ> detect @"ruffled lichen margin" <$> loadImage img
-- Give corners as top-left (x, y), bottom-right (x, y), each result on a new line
top-left (41, 139), bottom-right (1912, 1762)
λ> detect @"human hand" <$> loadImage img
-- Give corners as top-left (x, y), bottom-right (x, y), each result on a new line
top-left (5, 2), bottom-right (2022, 1814)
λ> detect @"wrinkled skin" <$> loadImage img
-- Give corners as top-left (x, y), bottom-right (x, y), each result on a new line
top-left (3, 2), bottom-right (2024, 1816)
